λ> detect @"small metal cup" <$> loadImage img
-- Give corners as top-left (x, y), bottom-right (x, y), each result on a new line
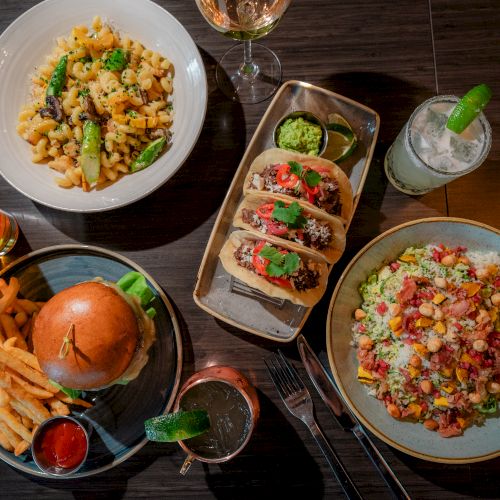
top-left (273, 110), bottom-right (328, 156)
top-left (174, 365), bottom-right (260, 475)
top-left (32, 415), bottom-right (89, 477)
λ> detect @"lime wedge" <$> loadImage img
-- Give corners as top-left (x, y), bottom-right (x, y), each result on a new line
top-left (145, 410), bottom-right (210, 442)
top-left (446, 84), bottom-right (492, 134)
top-left (324, 113), bottom-right (357, 162)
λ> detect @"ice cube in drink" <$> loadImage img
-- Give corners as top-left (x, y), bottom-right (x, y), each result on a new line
top-left (179, 380), bottom-right (252, 459)
top-left (384, 95), bottom-right (491, 194)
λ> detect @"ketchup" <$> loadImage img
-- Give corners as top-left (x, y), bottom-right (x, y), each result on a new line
top-left (34, 419), bottom-right (87, 469)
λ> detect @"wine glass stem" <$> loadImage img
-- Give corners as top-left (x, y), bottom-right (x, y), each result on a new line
top-left (240, 41), bottom-right (259, 80)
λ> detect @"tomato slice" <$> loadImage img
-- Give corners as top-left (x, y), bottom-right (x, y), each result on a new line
top-left (302, 180), bottom-right (319, 196)
top-left (267, 276), bottom-right (292, 288)
top-left (256, 203), bottom-right (275, 220)
top-left (308, 165), bottom-right (331, 174)
top-left (276, 164), bottom-right (299, 189)
top-left (267, 221), bottom-right (288, 236)
top-left (252, 240), bottom-right (269, 275)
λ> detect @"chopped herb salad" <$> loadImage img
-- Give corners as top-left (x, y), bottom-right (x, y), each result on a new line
top-left (352, 244), bottom-right (500, 437)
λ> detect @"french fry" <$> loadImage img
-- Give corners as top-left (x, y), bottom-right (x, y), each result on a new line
top-left (0, 348), bottom-right (58, 394)
top-left (55, 392), bottom-right (93, 409)
top-left (0, 278), bottom-right (20, 314)
top-left (14, 311), bottom-right (28, 328)
top-left (0, 315), bottom-right (27, 350)
top-left (48, 397), bottom-right (70, 416)
top-left (0, 408), bottom-right (32, 442)
top-left (3, 341), bottom-right (41, 371)
top-left (6, 370), bottom-right (54, 399)
top-left (15, 299), bottom-right (40, 315)
top-left (0, 429), bottom-right (13, 452)
top-left (14, 440), bottom-right (30, 456)
top-left (0, 387), bottom-right (10, 407)
top-left (0, 371), bottom-right (11, 389)
top-left (31, 424), bottom-right (39, 437)
top-left (5, 384), bottom-right (51, 424)
top-left (21, 415), bottom-right (33, 430)
top-left (9, 400), bottom-right (37, 426)
top-left (0, 421), bottom-right (20, 449)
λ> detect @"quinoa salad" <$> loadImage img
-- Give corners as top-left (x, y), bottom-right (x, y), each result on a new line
top-left (352, 243), bottom-right (500, 437)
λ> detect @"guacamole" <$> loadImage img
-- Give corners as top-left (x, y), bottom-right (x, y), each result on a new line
top-left (276, 117), bottom-right (323, 156)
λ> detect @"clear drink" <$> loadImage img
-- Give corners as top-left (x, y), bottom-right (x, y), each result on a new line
top-left (384, 95), bottom-right (492, 194)
top-left (0, 210), bottom-right (19, 256)
top-left (179, 380), bottom-right (252, 459)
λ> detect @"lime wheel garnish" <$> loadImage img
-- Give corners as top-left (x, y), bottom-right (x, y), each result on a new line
top-left (446, 84), bottom-right (492, 134)
top-left (144, 410), bottom-right (210, 442)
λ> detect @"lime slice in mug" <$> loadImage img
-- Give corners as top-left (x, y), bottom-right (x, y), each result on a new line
top-left (446, 84), bottom-right (492, 134)
top-left (145, 410), bottom-right (210, 442)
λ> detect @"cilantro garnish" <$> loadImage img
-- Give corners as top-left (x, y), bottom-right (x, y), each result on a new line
top-left (104, 49), bottom-right (128, 71)
top-left (259, 245), bottom-right (300, 277)
top-left (287, 161), bottom-right (322, 188)
top-left (272, 201), bottom-right (307, 228)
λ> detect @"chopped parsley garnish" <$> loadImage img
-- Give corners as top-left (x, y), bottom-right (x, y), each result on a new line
top-left (287, 161), bottom-right (322, 187)
top-left (78, 88), bottom-right (90, 97)
top-left (126, 109), bottom-right (138, 118)
top-left (79, 56), bottom-right (92, 64)
top-left (103, 48), bottom-right (128, 71)
top-left (272, 201), bottom-right (307, 228)
top-left (259, 245), bottom-right (300, 277)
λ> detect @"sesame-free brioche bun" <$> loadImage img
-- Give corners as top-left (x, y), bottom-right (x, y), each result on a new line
top-left (33, 281), bottom-right (141, 390)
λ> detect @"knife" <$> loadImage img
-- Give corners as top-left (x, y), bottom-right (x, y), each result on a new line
top-left (297, 334), bottom-right (411, 500)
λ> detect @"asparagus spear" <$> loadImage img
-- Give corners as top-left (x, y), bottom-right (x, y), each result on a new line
top-left (46, 55), bottom-right (68, 98)
top-left (130, 137), bottom-right (166, 172)
top-left (80, 121), bottom-right (101, 184)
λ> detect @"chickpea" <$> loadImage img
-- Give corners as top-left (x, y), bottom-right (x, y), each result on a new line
top-left (486, 381), bottom-right (500, 394)
top-left (444, 329), bottom-right (458, 343)
top-left (354, 308), bottom-right (366, 321)
top-left (388, 303), bottom-right (401, 317)
top-left (476, 309), bottom-right (490, 324)
top-left (468, 392), bottom-right (482, 404)
top-left (475, 267), bottom-right (490, 280)
top-left (423, 419), bottom-right (439, 431)
top-left (432, 308), bottom-right (444, 321)
top-left (420, 380), bottom-right (433, 394)
top-left (358, 335), bottom-right (374, 351)
top-left (472, 339), bottom-right (488, 352)
top-left (434, 276), bottom-right (447, 288)
top-left (441, 254), bottom-right (457, 267)
top-left (409, 354), bottom-right (422, 368)
top-left (386, 404), bottom-right (401, 418)
top-left (458, 256), bottom-right (470, 265)
top-left (418, 302), bottom-right (434, 318)
top-left (427, 337), bottom-right (442, 353)
top-left (491, 293), bottom-right (500, 307)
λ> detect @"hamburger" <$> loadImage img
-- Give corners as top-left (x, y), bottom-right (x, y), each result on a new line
top-left (32, 275), bottom-right (156, 391)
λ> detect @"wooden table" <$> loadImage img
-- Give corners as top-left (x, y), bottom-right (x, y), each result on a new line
top-left (0, 0), bottom-right (498, 498)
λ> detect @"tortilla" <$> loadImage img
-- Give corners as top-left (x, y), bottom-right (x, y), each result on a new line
top-left (233, 193), bottom-right (346, 264)
top-left (243, 148), bottom-right (353, 224)
top-left (219, 230), bottom-right (329, 307)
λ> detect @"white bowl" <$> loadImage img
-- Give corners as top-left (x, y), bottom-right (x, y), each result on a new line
top-left (0, 0), bottom-right (207, 212)
top-left (327, 217), bottom-right (500, 463)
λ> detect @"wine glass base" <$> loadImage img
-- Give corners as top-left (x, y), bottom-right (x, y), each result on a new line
top-left (216, 43), bottom-right (282, 104)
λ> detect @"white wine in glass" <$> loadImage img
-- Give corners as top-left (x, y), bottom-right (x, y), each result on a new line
top-left (195, 0), bottom-right (292, 103)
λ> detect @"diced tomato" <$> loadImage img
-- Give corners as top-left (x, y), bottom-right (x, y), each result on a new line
top-left (296, 229), bottom-right (304, 240)
top-left (256, 203), bottom-right (275, 219)
top-left (267, 221), bottom-right (288, 236)
top-left (376, 302), bottom-right (388, 315)
top-left (267, 276), bottom-right (292, 288)
top-left (302, 180), bottom-right (319, 196)
top-left (390, 262), bottom-right (400, 272)
top-left (276, 164), bottom-right (299, 189)
top-left (253, 240), bottom-right (266, 254)
top-left (358, 324), bottom-right (366, 333)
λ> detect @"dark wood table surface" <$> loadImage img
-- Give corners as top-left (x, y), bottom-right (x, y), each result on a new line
top-left (0, 0), bottom-right (499, 498)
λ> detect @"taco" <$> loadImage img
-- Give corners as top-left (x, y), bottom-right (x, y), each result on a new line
top-left (219, 230), bottom-right (328, 307)
top-left (243, 148), bottom-right (353, 223)
top-left (233, 194), bottom-right (346, 264)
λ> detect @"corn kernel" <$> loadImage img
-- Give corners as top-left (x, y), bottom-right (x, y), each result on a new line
top-left (413, 343), bottom-right (428, 356)
top-left (460, 282), bottom-right (481, 297)
top-left (389, 316), bottom-right (402, 332)
top-left (456, 417), bottom-right (466, 428)
top-left (408, 403), bottom-right (422, 419)
top-left (440, 367), bottom-right (453, 377)
top-left (460, 353), bottom-right (480, 367)
top-left (415, 317), bottom-right (433, 328)
top-left (408, 366), bottom-right (420, 379)
top-left (398, 254), bottom-right (417, 264)
top-left (357, 366), bottom-right (374, 384)
top-left (433, 397), bottom-right (448, 407)
top-left (434, 321), bottom-right (446, 334)
top-left (441, 382), bottom-right (456, 394)
top-left (432, 293), bottom-right (446, 305)
top-left (456, 367), bottom-right (468, 383)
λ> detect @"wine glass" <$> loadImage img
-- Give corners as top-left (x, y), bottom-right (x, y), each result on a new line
top-left (195, 0), bottom-right (292, 104)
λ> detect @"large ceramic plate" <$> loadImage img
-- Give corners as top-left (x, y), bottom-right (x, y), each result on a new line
top-left (0, 0), bottom-right (206, 212)
top-left (194, 81), bottom-right (379, 342)
top-left (327, 218), bottom-right (500, 463)
top-left (0, 245), bottom-right (182, 477)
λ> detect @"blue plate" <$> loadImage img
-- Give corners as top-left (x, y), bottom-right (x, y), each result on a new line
top-left (0, 245), bottom-right (183, 477)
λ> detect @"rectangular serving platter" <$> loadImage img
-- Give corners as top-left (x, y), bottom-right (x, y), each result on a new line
top-left (193, 80), bottom-right (380, 342)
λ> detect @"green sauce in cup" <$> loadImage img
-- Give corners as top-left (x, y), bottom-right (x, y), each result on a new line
top-left (276, 116), bottom-right (324, 156)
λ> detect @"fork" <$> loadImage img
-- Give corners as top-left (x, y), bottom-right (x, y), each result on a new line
top-left (265, 351), bottom-right (363, 500)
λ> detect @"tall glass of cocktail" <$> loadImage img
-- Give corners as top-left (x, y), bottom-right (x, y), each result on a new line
top-left (384, 93), bottom-right (492, 195)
